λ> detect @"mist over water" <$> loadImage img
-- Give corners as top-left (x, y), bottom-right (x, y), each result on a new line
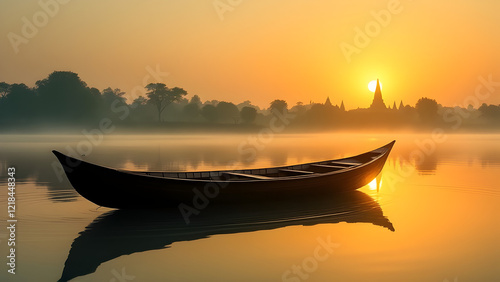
top-left (0, 133), bottom-right (499, 281)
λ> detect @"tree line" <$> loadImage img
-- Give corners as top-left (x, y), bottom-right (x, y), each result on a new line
top-left (1, 71), bottom-right (499, 131)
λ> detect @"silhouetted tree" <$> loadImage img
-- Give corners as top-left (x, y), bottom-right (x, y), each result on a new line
top-left (237, 100), bottom-right (254, 110)
top-left (35, 71), bottom-right (100, 122)
top-left (290, 101), bottom-right (307, 116)
top-left (479, 103), bottom-right (500, 120)
top-left (240, 106), bottom-right (257, 124)
top-left (181, 95), bottom-right (202, 121)
top-left (189, 94), bottom-right (202, 105)
top-left (0, 82), bottom-right (10, 99)
top-left (0, 83), bottom-right (36, 121)
top-left (146, 83), bottom-right (187, 122)
top-left (415, 97), bottom-right (439, 122)
top-left (201, 104), bottom-right (217, 122)
top-left (132, 96), bottom-right (147, 107)
top-left (203, 100), bottom-right (219, 106)
top-left (216, 101), bottom-right (239, 123)
top-left (101, 87), bottom-right (126, 118)
top-left (129, 96), bottom-right (155, 122)
top-left (89, 87), bottom-right (101, 102)
top-left (269, 99), bottom-right (288, 114)
top-left (183, 103), bottom-right (201, 121)
top-left (305, 103), bottom-right (335, 126)
top-left (102, 88), bottom-right (125, 104)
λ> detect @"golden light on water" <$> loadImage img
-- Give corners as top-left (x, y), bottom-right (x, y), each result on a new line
top-left (368, 178), bottom-right (382, 191)
top-left (368, 178), bottom-right (377, 190)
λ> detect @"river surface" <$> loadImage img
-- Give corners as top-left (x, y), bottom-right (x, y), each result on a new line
top-left (0, 133), bottom-right (499, 281)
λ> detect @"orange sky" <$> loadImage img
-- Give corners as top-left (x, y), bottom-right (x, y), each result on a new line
top-left (1, 0), bottom-right (499, 109)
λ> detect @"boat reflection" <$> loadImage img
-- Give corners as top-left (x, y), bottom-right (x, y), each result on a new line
top-left (58, 190), bottom-right (394, 282)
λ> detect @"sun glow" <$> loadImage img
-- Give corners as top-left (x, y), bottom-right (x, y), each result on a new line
top-left (368, 80), bottom-right (382, 93)
top-left (368, 178), bottom-right (382, 191)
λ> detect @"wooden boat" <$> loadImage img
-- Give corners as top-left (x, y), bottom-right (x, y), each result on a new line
top-left (52, 140), bottom-right (395, 209)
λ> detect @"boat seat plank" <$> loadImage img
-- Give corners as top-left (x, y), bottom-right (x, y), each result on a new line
top-left (310, 164), bottom-right (349, 170)
top-left (221, 172), bottom-right (271, 180)
top-left (279, 169), bottom-right (315, 175)
top-left (330, 161), bottom-right (362, 166)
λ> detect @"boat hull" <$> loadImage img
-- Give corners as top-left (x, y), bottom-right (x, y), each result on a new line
top-left (53, 141), bottom-right (394, 209)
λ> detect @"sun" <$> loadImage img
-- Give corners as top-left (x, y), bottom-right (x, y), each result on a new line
top-left (368, 80), bottom-right (382, 92)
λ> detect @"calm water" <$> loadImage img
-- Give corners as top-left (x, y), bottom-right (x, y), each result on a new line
top-left (0, 133), bottom-right (499, 281)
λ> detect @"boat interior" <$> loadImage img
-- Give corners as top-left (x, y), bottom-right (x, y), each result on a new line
top-left (128, 149), bottom-right (386, 181)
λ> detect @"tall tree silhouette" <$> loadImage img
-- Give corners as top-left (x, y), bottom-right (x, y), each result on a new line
top-left (146, 83), bottom-right (187, 122)
top-left (216, 101), bottom-right (239, 123)
top-left (100, 87), bottom-right (127, 119)
top-left (201, 104), bottom-right (217, 122)
top-left (183, 103), bottom-right (200, 121)
top-left (240, 106), bottom-right (257, 124)
top-left (131, 96), bottom-right (148, 110)
top-left (0, 83), bottom-right (35, 121)
top-left (270, 99), bottom-right (288, 113)
top-left (415, 97), bottom-right (439, 122)
top-left (102, 88), bottom-right (126, 104)
top-left (189, 94), bottom-right (202, 105)
top-left (35, 71), bottom-right (100, 122)
top-left (479, 103), bottom-right (500, 120)
top-left (0, 82), bottom-right (10, 99)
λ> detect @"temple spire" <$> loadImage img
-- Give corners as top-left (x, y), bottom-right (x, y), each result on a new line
top-left (325, 97), bottom-right (333, 107)
top-left (370, 79), bottom-right (386, 110)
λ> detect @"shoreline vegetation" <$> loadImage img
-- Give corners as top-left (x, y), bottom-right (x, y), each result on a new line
top-left (1, 71), bottom-right (499, 134)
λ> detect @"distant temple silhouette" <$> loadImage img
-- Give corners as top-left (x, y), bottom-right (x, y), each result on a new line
top-left (370, 79), bottom-right (386, 110)
top-left (320, 79), bottom-right (398, 112)
top-left (325, 97), bottom-right (333, 107)
top-left (324, 97), bottom-right (346, 111)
